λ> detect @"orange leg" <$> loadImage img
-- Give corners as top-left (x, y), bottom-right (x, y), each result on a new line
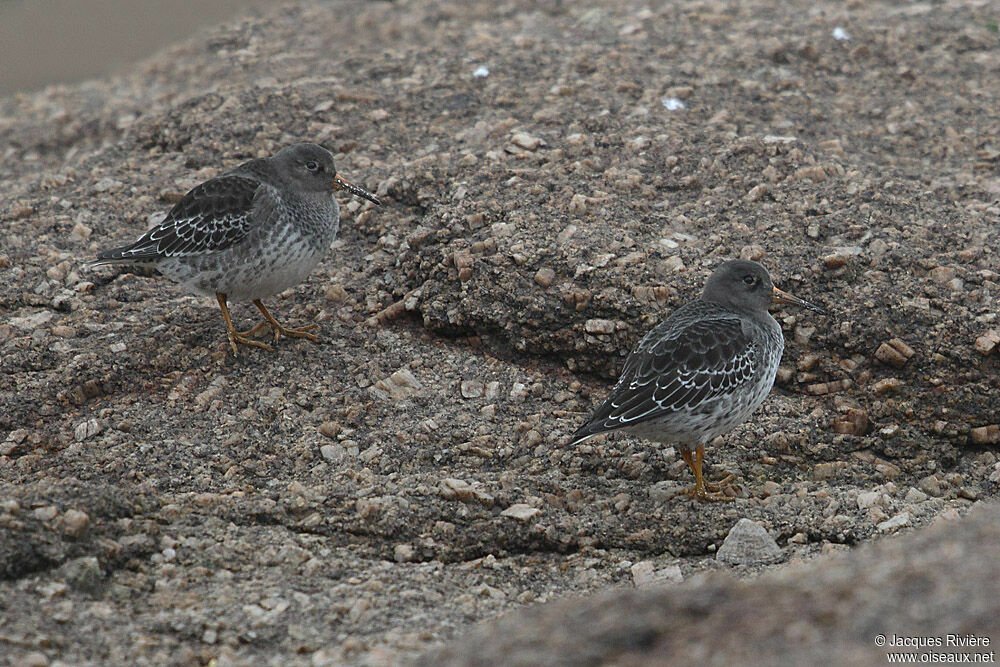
top-left (241, 299), bottom-right (320, 344)
top-left (678, 443), bottom-right (735, 502)
top-left (216, 293), bottom-right (273, 356)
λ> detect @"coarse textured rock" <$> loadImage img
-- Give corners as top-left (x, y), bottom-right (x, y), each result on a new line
top-left (421, 503), bottom-right (1000, 666)
top-left (0, 0), bottom-right (998, 663)
top-left (715, 519), bottom-right (782, 566)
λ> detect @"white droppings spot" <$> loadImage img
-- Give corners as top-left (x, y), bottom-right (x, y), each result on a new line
top-left (832, 27), bottom-right (850, 41)
top-left (662, 97), bottom-right (686, 111)
top-left (473, 66), bottom-right (490, 78)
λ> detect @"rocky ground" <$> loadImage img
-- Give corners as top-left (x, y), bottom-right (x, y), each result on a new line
top-left (1, 0), bottom-right (998, 664)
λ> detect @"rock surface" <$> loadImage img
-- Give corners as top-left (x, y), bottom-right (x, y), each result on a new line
top-left (0, 0), bottom-right (998, 664)
top-left (422, 503), bottom-right (1000, 666)
top-left (715, 518), bottom-right (782, 565)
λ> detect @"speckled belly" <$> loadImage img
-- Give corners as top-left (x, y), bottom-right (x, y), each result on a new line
top-left (157, 224), bottom-right (330, 301)
top-left (628, 368), bottom-right (779, 447)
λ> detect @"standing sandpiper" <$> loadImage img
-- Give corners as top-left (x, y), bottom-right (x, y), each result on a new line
top-left (91, 143), bottom-right (381, 355)
top-left (569, 259), bottom-right (826, 501)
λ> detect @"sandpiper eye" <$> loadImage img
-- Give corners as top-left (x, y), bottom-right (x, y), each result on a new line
top-left (742, 274), bottom-right (757, 286)
top-left (305, 161), bottom-right (319, 171)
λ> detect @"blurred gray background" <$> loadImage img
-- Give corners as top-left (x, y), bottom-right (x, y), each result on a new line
top-left (0, 0), bottom-right (269, 94)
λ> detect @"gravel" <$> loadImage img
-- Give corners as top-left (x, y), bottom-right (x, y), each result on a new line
top-left (0, 0), bottom-right (998, 663)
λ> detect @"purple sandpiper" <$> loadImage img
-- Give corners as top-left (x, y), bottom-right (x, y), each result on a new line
top-left (91, 143), bottom-right (381, 355)
top-left (569, 259), bottom-right (826, 501)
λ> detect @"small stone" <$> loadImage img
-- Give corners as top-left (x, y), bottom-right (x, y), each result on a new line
top-left (557, 225), bottom-right (578, 244)
top-left (325, 285), bottom-right (349, 302)
top-left (918, 475), bottom-right (943, 497)
top-left (813, 461), bottom-right (847, 480)
top-left (970, 425), bottom-right (1000, 445)
top-left (57, 509), bottom-right (90, 537)
top-left (440, 478), bottom-right (494, 507)
top-left (500, 503), bottom-right (540, 521)
top-left (832, 409), bottom-right (870, 436)
top-left (57, 556), bottom-right (104, 593)
top-left (631, 561), bottom-right (683, 587)
top-left (33, 505), bottom-right (58, 521)
top-left (584, 319), bottom-right (616, 335)
top-left (928, 266), bottom-right (956, 284)
top-left (716, 519), bottom-right (782, 565)
top-left (806, 379), bottom-right (853, 395)
top-left (11, 310), bottom-right (54, 331)
top-left (822, 253), bottom-right (849, 269)
top-left (744, 184), bottom-right (769, 203)
top-left (663, 256), bottom-right (685, 272)
top-left (872, 378), bottom-right (903, 395)
top-left (856, 491), bottom-right (883, 510)
top-left (874, 339), bottom-right (915, 367)
top-left (509, 383), bottom-right (528, 401)
top-left (74, 419), bottom-right (102, 442)
top-left (10, 204), bottom-right (35, 219)
top-left (320, 444), bottom-right (345, 463)
top-left (793, 165), bottom-right (827, 182)
top-left (510, 132), bottom-right (543, 151)
top-left (21, 652), bottom-right (49, 667)
top-left (534, 267), bottom-right (556, 287)
top-left (318, 422), bottom-right (340, 439)
top-left (904, 487), bottom-right (928, 503)
top-left (876, 512), bottom-right (911, 533)
top-left (394, 544), bottom-right (416, 563)
top-left (974, 330), bottom-right (999, 355)
top-left (461, 380), bottom-right (484, 399)
top-left (373, 368), bottom-right (423, 400)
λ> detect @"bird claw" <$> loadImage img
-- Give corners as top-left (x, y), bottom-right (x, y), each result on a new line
top-left (681, 473), bottom-right (737, 502)
top-left (272, 322), bottom-right (319, 342)
top-left (237, 320), bottom-right (320, 344)
top-left (226, 332), bottom-right (274, 357)
top-left (703, 473), bottom-right (736, 492)
top-left (681, 483), bottom-right (735, 502)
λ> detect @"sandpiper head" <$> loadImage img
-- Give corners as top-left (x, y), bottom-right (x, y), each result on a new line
top-left (703, 259), bottom-right (826, 315)
top-left (272, 143), bottom-right (381, 205)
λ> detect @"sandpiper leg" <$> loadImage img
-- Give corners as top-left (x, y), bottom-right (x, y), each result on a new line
top-left (250, 299), bottom-right (320, 343)
top-left (679, 444), bottom-right (734, 502)
top-left (216, 293), bottom-right (273, 356)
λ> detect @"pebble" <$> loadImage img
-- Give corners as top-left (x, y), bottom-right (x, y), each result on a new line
top-left (974, 330), bottom-right (999, 355)
top-left (56, 509), bottom-right (90, 537)
top-left (373, 369), bottom-right (423, 400)
top-left (57, 556), bottom-right (104, 593)
top-left (320, 444), bottom-right (345, 463)
top-left (876, 512), bottom-right (911, 533)
top-left (74, 419), bottom-right (102, 442)
top-left (833, 408), bottom-right (870, 436)
top-left (440, 478), bottom-right (494, 507)
top-left (11, 310), bottom-right (54, 330)
top-left (461, 380), bottom-right (484, 399)
top-left (970, 425), bottom-right (1000, 445)
top-left (716, 519), bottom-right (782, 565)
top-left (630, 561), bottom-right (683, 587)
top-left (500, 504), bottom-right (540, 521)
top-left (394, 544), bottom-right (417, 563)
top-left (534, 267), bottom-right (556, 287)
top-left (872, 378), bottom-right (903, 395)
top-left (917, 475), bottom-right (943, 497)
top-left (874, 338), bottom-right (915, 367)
top-left (584, 319), bottom-right (615, 335)
top-left (21, 652), bottom-right (49, 667)
top-left (509, 132), bottom-right (543, 151)
top-left (904, 487), bottom-right (928, 503)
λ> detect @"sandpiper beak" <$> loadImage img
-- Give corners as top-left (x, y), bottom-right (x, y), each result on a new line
top-left (333, 173), bottom-right (382, 205)
top-left (772, 286), bottom-right (827, 314)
